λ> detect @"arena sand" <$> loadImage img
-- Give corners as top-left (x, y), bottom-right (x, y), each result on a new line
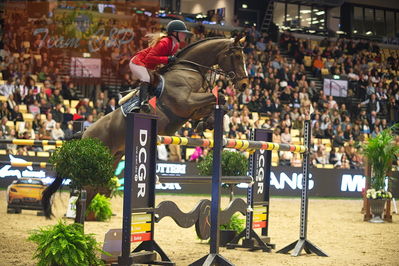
top-left (0, 191), bottom-right (398, 266)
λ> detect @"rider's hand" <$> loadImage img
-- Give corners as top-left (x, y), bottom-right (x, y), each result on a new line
top-left (168, 55), bottom-right (176, 64)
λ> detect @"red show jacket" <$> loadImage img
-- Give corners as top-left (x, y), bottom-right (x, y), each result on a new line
top-left (131, 36), bottom-right (179, 70)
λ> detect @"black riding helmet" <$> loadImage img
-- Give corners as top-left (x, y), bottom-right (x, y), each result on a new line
top-left (166, 20), bottom-right (192, 42)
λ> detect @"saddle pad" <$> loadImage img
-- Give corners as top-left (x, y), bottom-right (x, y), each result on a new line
top-left (120, 93), bottom-right (140, 117)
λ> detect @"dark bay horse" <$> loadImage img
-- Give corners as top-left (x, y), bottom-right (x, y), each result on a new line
top-left (42, 37), bottom-right (249, 218)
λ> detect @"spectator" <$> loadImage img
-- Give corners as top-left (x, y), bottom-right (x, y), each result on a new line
top-left (387, 97), bottom-right (399, 125)
top-left (6, 128), bottom-right (17, 153)
top-left (272, 98), bottom-right (283, 113)
top-left (44, 113), bottom-right (56, 131)
top-left (51, 103), bottom-right (63, 123)
top-left (313, 146), bottom-right (328, 165)
top-left (6, 93), bottom-right (17, 111)
top-left (291, 153), bottom-right (302, 167)
top-left (39, 98), bottom-right (51, 114)
top-left (0, 102), bottom-right (10, 119)
top-left (105, 98), bottom-right (117, 115)
top-left (168, 143), bottom-right (182, 162)
top-left (62, 107), bottom-right (73, 129)
top-left (359, 93), bottom-right (380, 114)
top-left (95, 92), bottom-right (107, 113)
top-left (51, 122), bottom-right (64, 140)
top-left (273, 128), bottom-right (281, 143)
top-left (157, 144), bottom-right (168, 161)
top-left (340, 154), bottom-right (351, 169)
top-left (239, 87), bottom-right (252, 105)
top-left (333, 131), bottom-right (345, 147)
top-left (280, 127), bottom-right (292, 144)
top-left (9, 105), bottom-right (23, 123)
top-left (312, 55), bottom-right (323, 77)
top-left (28, 100), bottom-right (41, 116)
top-left (38, 127), bottom-right (52, 141)
top-left (313, 122), bottom-right (324, 138)
top-left (23, 121), bottom-right (35, 140)
top-left (279, 150), bottom-right (292, 166)
top-left (0, 117), bottom-right (10, 136)
top-left (329, 149), bottom-right (339, 166)
top-left (49, 88), bottom-right (63, 106)
top-left (83, 114), bottom-right (94, 129)
top-left (0, 77), bottom-right (15, 97)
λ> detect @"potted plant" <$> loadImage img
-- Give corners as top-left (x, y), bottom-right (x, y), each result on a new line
top-left (48, 138), bottom-right (115, 222)
top-left (219, 213), bottom-right (245, 247)
top-left (363, 124), bottom-right (399, 223)
top-left (86, 193), bottom-right (113, 221)
top-left (198, 150), bottom-right (248, 245)
top-left (28, 220), bottom-right (105, 266)
top-left (198, 150), bottom-right (248, 201)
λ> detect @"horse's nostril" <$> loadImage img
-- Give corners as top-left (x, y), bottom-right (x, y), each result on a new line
top-left (241, 83), bottom-right (247, 90)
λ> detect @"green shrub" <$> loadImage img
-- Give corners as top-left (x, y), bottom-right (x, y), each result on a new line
top-left (49, 138), bottom-right (114, 189)
top-left (197, 150), bottom-right (248, 176)
top-left (220, 213), bottom-right (245, 232)
top-left (87, 194), bottom-right (113, 221)
top-left (28, 220), bottom-right (104, 266)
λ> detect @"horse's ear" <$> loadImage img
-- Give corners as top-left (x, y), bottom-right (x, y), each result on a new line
top-left (234, 35), bottom-right (246, 46)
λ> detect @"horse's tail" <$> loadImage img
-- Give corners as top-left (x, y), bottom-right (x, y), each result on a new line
top-left (42, 130), bottom-right (83, 218)
top-left (42, 174), bottom-right (63, 218)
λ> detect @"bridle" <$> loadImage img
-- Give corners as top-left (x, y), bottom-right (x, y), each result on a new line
top-left (174, 46), bottom-right (248, 91)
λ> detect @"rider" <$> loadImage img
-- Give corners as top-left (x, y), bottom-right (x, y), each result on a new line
top-left (130, 20), bottom-right (192, 112)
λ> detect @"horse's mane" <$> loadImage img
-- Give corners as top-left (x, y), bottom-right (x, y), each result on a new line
top-left (175, 37), bottom-right (229, 58)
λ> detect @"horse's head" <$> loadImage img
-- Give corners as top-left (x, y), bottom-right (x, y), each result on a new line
top-left (217, 37), bottom-right (249, 91)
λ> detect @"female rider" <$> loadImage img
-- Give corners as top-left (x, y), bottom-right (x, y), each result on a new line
top-left (130, 20), bottom-right (192, 112)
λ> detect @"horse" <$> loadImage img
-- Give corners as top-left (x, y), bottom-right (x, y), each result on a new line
top-left (42, 37), bottom-right (249, 219)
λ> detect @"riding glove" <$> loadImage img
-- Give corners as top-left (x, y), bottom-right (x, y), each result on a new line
top-left (168, 56), bottom-right (177, 64)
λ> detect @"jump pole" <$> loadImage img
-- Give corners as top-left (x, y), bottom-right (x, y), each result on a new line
top-left (276, 120), bottom-right (328, 257)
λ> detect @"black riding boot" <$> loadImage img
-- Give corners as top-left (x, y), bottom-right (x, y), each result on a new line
top-left (133, 82), bottom-right (151, 113)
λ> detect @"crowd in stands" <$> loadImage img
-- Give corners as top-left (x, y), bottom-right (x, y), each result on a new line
top-left (0, 7), bottom-right (398, 168)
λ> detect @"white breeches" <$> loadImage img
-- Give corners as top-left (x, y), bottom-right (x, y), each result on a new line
top-left (129, 61), bottom-right (150, 83)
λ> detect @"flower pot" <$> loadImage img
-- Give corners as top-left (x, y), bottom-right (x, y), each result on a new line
top-left (85, 211), bottom-right (97, 221)
top-left (369, 199), bottom-right (386, 223)
top-left (219, 230), bottom-right (237, 247)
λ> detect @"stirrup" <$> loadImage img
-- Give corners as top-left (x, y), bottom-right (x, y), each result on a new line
top-left (141, 102), bottom-right (151, 113)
